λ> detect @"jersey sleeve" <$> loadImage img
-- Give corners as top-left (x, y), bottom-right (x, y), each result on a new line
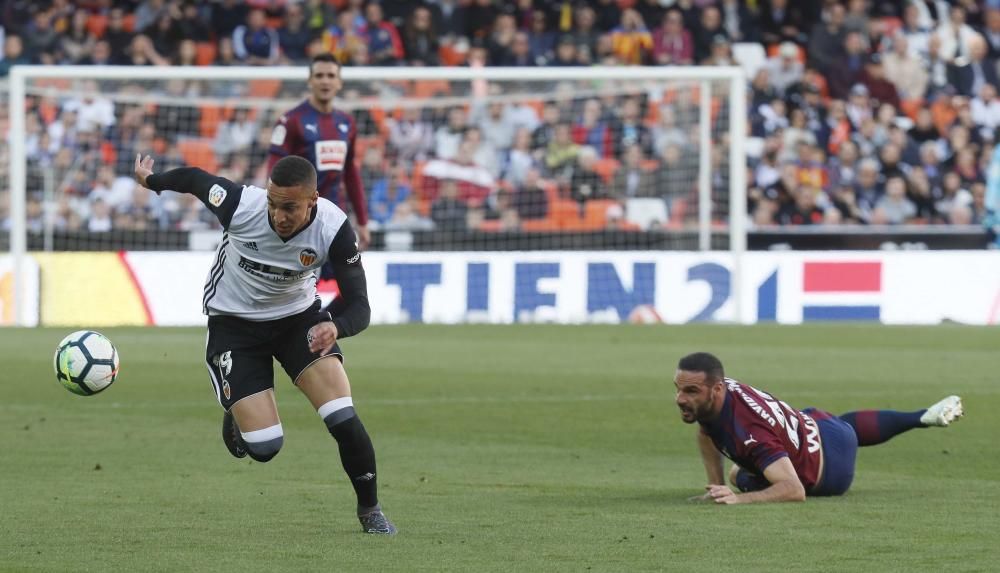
top-left (144, 167), bottom-right (243, 228)
top-left (323, 219), bottom-right (370, 338)
top-left (343, 118), bottom-right (369, 226)
top-left (267, 114), bottom-right (297, 171)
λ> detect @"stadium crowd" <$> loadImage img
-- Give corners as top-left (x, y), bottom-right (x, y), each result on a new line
top-left (0, 0), bottom-right (998, 241)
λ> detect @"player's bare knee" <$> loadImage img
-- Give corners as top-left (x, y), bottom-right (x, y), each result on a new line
top-left (242, 424), bottom-right (284, 463)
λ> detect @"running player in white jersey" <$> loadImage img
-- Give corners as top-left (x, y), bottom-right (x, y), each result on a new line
top-left (133, 153), bottom-right (395, 535)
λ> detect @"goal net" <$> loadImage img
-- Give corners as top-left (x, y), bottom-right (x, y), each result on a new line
top-left (5, 66), bottom-right (746, 327)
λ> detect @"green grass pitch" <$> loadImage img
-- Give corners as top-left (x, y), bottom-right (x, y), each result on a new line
top-left (2, 324), bottom-right (998, 572)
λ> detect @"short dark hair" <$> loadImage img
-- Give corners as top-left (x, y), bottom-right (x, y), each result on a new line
top-left (309, 52), bottom-right (340, 77)
top-left (677, 352), bottom-right (725, 384)
top-left (270, 156), bottom-right (317, 189)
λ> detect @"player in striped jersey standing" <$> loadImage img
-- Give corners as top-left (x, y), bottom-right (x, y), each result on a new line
top-left (268, 53), bottom-right (371, 253)
top-left (133, 153), bottom-right (395, 535)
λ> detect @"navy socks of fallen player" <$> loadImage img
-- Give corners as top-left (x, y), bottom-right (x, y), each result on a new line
top-left (319, 397), bottom-right (379, 510)
top-left (839, 409), bottom-right (926, 447)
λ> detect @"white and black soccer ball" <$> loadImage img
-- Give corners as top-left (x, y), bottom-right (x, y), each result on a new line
top-left (53, 331), bottom-right (120, 396)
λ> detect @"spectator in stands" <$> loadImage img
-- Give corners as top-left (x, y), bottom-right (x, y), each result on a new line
top-left (545, 123), bottom-right (580, 181)
top-left (651, 104), bottom-right (689, 157)
top-left (486, 13), bottom-right (517, 65)
top-left (612, 97), bottom-right (653, 158)
top-left (402, 6), bottom-right (440, 66)
top-left (214, 108), bottom-right (258, 157)
top-left (430, 178), bottom-right (469, 232)
top-left (569, 146), bottom-right (608, 205)
top-left (364, 2), bottom-right (403, 66)
top-left (233, 8), bottom-right (280, 65)
top-left (882, 33), bottom-right (928, 102)
top-left (502, 128), bottom-right (538, 187)
top-left (149, 79), bottom-right (197, 141)
top-left (573, 99), bottom-right (612, 158)
top-left (971, 84), bottom-right (1000, 137)
top-left (462, 127), bottom-right (499, 177)
top-left (860, 54), bottom-right (901, 110)
top-left (947, 34), bottom-right (999, 98)
top-left (434, 106), bottom-right (467, 160)
top-left (148, 11), bottom-right (184, 61)
top-left (758, 0), bottom-right (805, 46)
top-left (176, 2), bottom-right (211, 43)
top-left (512, 168), bottom-right (549, 220)
top-left (87, 198), bottom-right (113, 232)
top-left (134, 0), bottom-right (166, 33)
top-left (853, 158), bottom-right (884, 221)
top-left (766, 42), bottom-right (804, 96)
top-left (104, 8), bottom-right (135, 64)
top-left (549, 35), bottom-right (581, 66)
top-left (936, 171), bottom-right (974, 222)
top-left (368, 166), bottom-right (412, 227)
top-left (693, 5), bottom-right (727, 64)
top-left (212, 0), bottom-right (248, 40)
top-left (936, 4), bottom-right (978, 64)
top-left (0, 34), bottom-right (28, 77)
top-left (719, 0), bottom-right (757, 42)
top-left (611, 144), bottom-right (653, 200)
top-left (127, 34), bottom-right (170, 66)
top-left (471, 187), bottom-right (520, 231)
top-left (173, 38), bottom-right (199, 66)
top-left (828, 140), bottom-right (860, 189)
top-left (610, 9), bottom-right (653, 65)
top-left (807, 2), bottom-right (847, 75)
top-left (64, 81), bottom-right (116, 135)
top-left (503, 31), bottom-right (536, 67)
top-left (387, 107), bottom-right (433, 163)
top-left (568, 5), bottom-right (599, 65)
top-left (278, 2), bottom-right (312, 64)
top-left (23, 10), bottom-right (59, 64)
top-left (427, 0), bottom-right (467, 43)
top-left (652, 9), bottom-right (693, 65)
top-left (702, 33), bottom-right (737, 66)
top-left (527, 10), bottom-right (556, 66)
top-left (776, 185), bottom-right (824, 225)
top-left (207, 36), bottom-right (236, 67)
top-left (60, 9), bottom-right (96, 65)
top-left (828, 31), bottom-right (868, 100)
top-left (872, 175), bottom-right (917, 224)
top-left (983, 8), bottom-right (1000, 59)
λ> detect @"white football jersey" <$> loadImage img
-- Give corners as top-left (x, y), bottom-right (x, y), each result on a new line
top-left (203, 185), bottom-right (348, 320)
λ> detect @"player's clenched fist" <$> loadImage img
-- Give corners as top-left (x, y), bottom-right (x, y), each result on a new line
top-left (307, 321), bottom-right (338, 354)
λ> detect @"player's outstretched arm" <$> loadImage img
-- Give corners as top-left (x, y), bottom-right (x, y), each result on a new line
top-left (707, 457), bottom-right (806, 505)
top-left (133, 153), bottom-right (243, 228)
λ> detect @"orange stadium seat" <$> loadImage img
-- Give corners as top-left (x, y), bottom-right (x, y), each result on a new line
top-left (199, 105), bottom-right (223, 138)
top-left (592, 158), bottom-right (620, 183)
top-left (551, 199), bottom-right (582, 229)
top-left (248, 79), bottom-right (281, 99)
top-left (178, 139), bottom-right (218, 173)
top-left (86, 14), bottom-right (107, 39)
top-left (195, 42), bottom-right (217, 66)
top-left (582, 199), bottom-right (618, 230)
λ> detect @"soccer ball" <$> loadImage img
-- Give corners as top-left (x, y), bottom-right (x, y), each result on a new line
top-left (54, 331), bottom-right (120, 396)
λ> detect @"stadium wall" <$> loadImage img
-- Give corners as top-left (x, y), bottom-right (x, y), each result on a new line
top-left (10, 251), bottom-right (1000, 327)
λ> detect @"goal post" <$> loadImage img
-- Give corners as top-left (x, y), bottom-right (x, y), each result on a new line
top-left (6, 64), bottom-right (747, 327)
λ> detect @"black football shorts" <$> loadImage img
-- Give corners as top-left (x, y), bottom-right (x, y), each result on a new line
top-left (204, 300), bottom-right (343, 410)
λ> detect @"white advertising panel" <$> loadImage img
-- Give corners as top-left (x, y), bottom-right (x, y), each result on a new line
top-left (119, 251), bottom-right (1000, 327)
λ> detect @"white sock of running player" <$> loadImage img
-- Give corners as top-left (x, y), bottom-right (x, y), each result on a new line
top-left (318, 397), bottom-right (379, 510)
top-left (241, 423), bottom-right (284, 462)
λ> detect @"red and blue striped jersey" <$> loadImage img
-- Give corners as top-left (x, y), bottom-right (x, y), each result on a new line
top-left (699, 379), bottom-right (824, 491)
top-left (268, 100), bottom-right (368, 225)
